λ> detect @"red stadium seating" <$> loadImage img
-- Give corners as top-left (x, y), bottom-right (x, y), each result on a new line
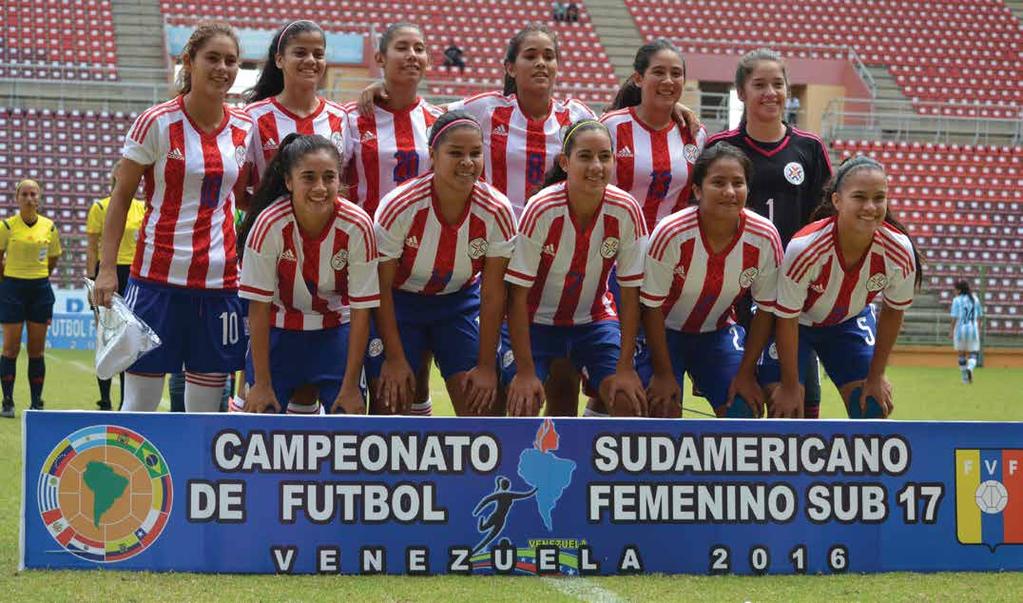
top-left (832, 139), bottom-right (1023, 335)
top-left (624, 0), bottom-right (1023, 117)
top-left (0, 107), bottom-right (133, 286)
top-left (160, 0), bottom-right (619, 103)
top-left (0, 0), bottom-right (118, 80)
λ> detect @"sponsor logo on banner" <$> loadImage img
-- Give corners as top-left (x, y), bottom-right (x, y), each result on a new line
top-left (955, 448), bottom-right (1023, 550)
top-left (37, 425), bottom-right (172, 563)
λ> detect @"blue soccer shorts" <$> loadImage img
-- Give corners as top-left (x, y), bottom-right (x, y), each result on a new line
top-left (528, 320), bottom-right (621, 393)
top-left (635, 324), bottom-right (746, 409)
top-left (123, 278), bottom-right (247, 374)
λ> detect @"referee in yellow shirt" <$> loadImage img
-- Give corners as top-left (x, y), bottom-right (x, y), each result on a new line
top-left (0, 179), bottom-right (61, 417)
top-left (86, 162), bottom-right (145, 410)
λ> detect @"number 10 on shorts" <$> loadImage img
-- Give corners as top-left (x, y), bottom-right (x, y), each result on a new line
top-left (220, 311), bottom-right (240, 346)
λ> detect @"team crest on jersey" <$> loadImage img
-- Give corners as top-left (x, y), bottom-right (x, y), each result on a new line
top-left (330, 249), bottom-right (349, 271)
top-left (600, 237), bottom-right (620, 259)
top-left (492, 125), bottom-right (509, 138)
top-left (330, 131), bottom-right (345, 154)
top-left (738, 267), bottom-right (759, 288)
top-left (783, 162), bottom-right (805, 185)
top-left (279, 249), bottom-right (297, 262)
top-left (467, 237), bottom-right (488, 260)
top-left (166, 148), bottom-right (184, 161)
top-left (368, 338), bottom-right (384, 358)
top-left (866, 273), bottom-right (888, 291)
top-left (616, 146), bottom-right (634, 159)
top-left (235, 145), bottom-right (247, 167)
top-left (683, 144), bottom-right (699, 164)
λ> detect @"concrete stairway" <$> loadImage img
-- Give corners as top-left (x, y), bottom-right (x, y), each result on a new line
top-left (582, 0), bottom-right (644, 82)
top-left (112, 0), bottom-right (171, 86)
top-left (1005, 0), bottom-right (1023, 23)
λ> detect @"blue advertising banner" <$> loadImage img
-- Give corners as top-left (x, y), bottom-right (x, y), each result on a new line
top-left (165, 26), bottom-right (364, 64)
top-left (20, 412), bottom-right (1023, 575)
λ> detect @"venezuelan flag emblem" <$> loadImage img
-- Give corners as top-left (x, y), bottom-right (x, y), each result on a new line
top-left (955, 449), bottom-right (1023, 549)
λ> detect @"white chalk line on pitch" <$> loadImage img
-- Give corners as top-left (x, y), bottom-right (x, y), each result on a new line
top-left (542, 577), bottom-right (626, 603)
top-left (45, 352), bottom-right (171, 409)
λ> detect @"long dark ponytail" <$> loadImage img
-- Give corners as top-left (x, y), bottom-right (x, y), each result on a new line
top-left (608, 38), bottom-right (685, 111)
top-left (245, 20), bottom-right (325, 104)
top-left (236, 133), bottom-right (342, 259)
top-left (541, 119), bottom-right (611, 188)
top-left (814, 155), bottom-right (924, 287)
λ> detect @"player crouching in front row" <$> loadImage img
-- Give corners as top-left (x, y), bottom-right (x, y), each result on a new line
top-left (237, 134), bottom-right (379, 415)
top-left (759, 156), bottom-right (923, 419)
top-left (505, 119), bottom-right (649, 417)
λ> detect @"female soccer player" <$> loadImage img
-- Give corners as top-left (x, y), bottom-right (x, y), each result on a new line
top-left (761, 156), bottom-right (922, 419)
top-left (371, 111), bottom-right (516, 416)
top-left (640, 144), bottom-right (782, 418)
top-left (706, 48), bottom-right (833, 417)
top-left (237, 134), bottom-right (378, 415)
top-left (950, 280), bottom-right (983, 384)
top-left (86, 161), bottom-right (145, 410)
top-left (244, 20), bottom-right (350, 188)
top-left (93, 22), bottom-right (255, 413)
top-left (505, 119), bottom-right (648, 417)
top-left (347, 23), bottom-right (444, 219)
top-left (0, 179), bottom-right (61, 417)
top-left (601, 38), bottom-right (707, 232)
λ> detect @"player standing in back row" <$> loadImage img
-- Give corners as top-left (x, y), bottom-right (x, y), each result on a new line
top-left (705, 48), bottom-right (832, 417)
top-left (93, 22), bottom-right (255, 413)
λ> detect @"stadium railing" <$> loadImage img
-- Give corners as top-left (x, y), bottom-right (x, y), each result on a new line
top-left (820, 97), bottom-right (1023, 146)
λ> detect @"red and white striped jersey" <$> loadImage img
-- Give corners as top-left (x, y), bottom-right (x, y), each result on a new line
top-left (600, 107), bottom-right (707, 232)
top-left (641, 207), bottom-right (783, 333)
top-left (122, 96), bottom-right (255, 290)
top-left (244, 96), bottom-right (350, 185)
top-left (344, 98), bottom-right (443, 219)
top-left (773, 217), bottom-right (916, 327)
top-left (239, 197), bottom-right (380, 330)
top-left (506, 182), bottom-right (648, 326)
top-left (374, 172), bottom-right (516, 295)
top-left (448, 92), bottom-right (595, 217)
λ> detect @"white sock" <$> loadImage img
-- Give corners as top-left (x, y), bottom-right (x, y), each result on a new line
top-left (184, 372), bottom-right (228, 412)
top-left (410, 396), bottom-right (432, 416)
top-left (286, 401), bottom-right (321, 415)
top-left (583, 407), bottom-right (609, 417)
top-left (122, 373), bottom-right (165, 412)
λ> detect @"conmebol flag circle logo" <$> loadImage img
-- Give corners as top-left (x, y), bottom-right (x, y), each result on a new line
top-left (37, 425), bottom-right (172, 563)
top-left (955, 448), bottom-right (1023, 550)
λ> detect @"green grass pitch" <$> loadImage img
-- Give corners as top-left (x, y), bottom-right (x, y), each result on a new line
top-left (2, 349), bottom-right (1022, 600)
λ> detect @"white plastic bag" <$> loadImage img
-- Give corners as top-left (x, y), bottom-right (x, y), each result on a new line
top-left (84, 278), bottom-right (162, 380)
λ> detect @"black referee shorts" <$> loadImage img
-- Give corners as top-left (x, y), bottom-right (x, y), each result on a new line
top-left (0, 277), bottom-right (55, 324)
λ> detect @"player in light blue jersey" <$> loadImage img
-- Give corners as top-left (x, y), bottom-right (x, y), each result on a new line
top-left (950, 280), bottom-right (983, 384)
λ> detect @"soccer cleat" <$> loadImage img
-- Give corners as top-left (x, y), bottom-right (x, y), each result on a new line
top-left (847, 388), bottom-right (883, 419)
top-left (1, 399), bottom-right (13, 419)
top-left (96, 399), bottom-right (112, 411)
top-left (29, 400), bottom-right (44, 410)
